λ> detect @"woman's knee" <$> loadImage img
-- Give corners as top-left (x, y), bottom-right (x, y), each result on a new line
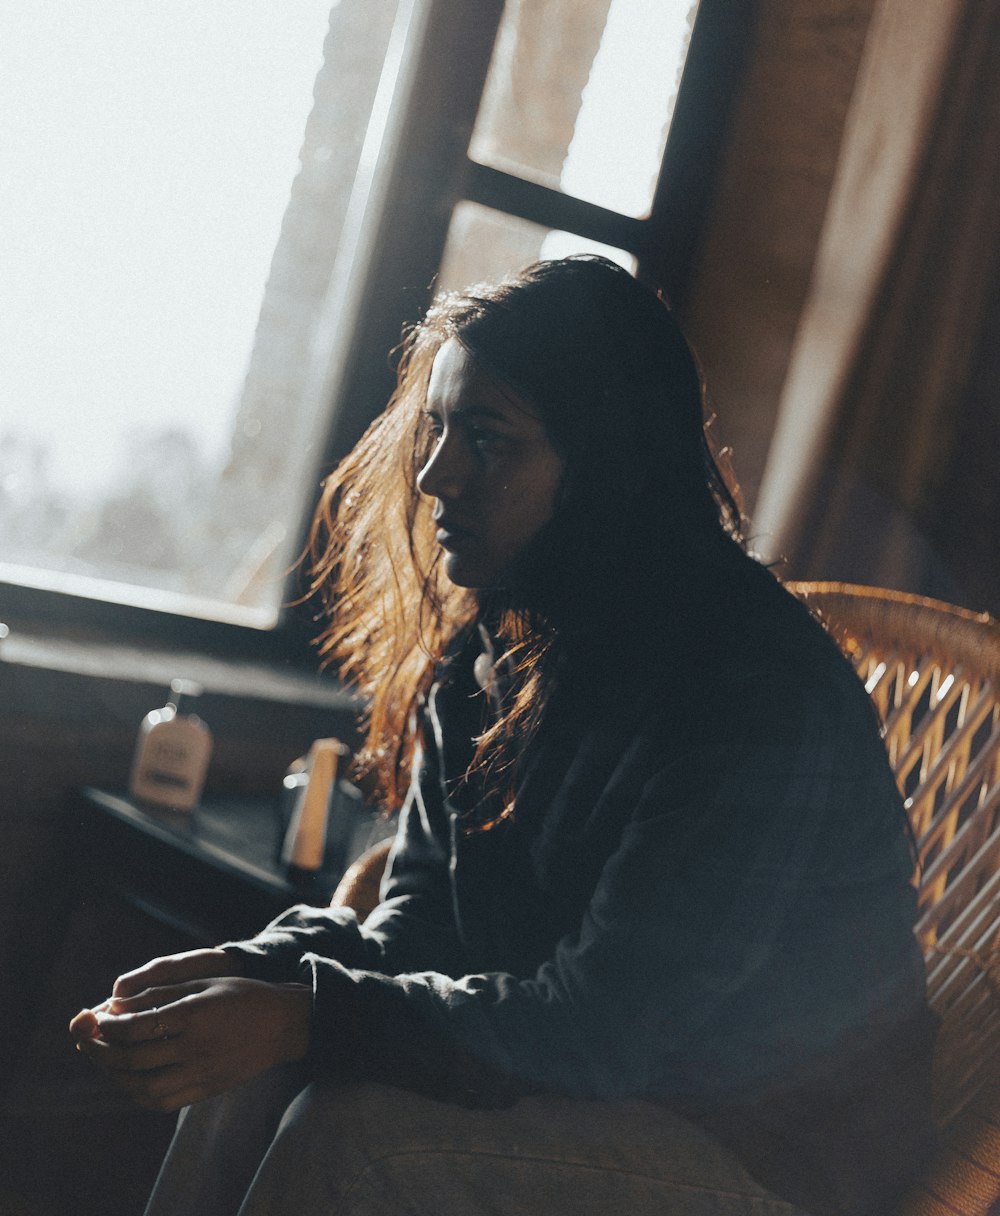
top-left (243, 1086), bottom-right (807, 1216)
top-left (271, 1080), bottom-right (450, 1174)
top-left (235, 1082), bottom-right (401, 1213)
top-left (246, 1082), bottom-right (516, 1214)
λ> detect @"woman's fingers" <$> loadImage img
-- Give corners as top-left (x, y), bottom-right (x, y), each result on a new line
top-left (76, 1032), bottom-right (182, 1074)
top-left (68, 1007), bottom-right (101, 1040)
top-left (78, 1039), bottom-right (221, 1112)
top-left (91, 1052), bottom-right (207, 1112)
top-left (69, 949), bottom-right (240, 1050)
top-left (96, 984), bottom-right (200, 1043)
top-left (71, 991), bottom-right (178, 1044)
top-left (111, 948), bottom-right (238, 1002)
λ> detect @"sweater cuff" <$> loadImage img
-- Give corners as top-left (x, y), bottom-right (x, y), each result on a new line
top-left (220, 903), bottom-right (364, 982)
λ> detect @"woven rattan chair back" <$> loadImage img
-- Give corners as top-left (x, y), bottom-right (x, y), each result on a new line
top-left (788, 581), bottom-right (1000, 1125)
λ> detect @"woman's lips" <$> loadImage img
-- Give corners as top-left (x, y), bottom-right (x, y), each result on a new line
top-left (435, 520), bottom-right (475, 549)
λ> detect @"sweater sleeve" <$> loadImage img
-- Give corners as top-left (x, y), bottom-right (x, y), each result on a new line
top-left (295, 673), bottom-right (925, 1110)
top-left (222, 736), bottom-right (469, 984)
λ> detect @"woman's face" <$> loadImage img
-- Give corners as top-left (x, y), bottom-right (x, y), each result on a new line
top-left (416, 338), bottom-right (565, 589)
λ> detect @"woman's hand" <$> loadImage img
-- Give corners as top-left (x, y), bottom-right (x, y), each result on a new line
top-left (68, 947), bottom-right (242, 1044)
top-left (69, 973), bottom-right (312, 1112)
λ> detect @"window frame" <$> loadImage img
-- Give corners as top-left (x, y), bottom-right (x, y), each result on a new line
top-left (0, 0), bottom-right (756, 667)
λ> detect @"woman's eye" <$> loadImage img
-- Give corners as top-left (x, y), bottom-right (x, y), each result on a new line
top-left (468, 425), bottom-right (503, 453)
top-left (422, 412), bottom-right (444, 438)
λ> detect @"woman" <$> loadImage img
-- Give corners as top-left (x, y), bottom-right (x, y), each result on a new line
top-left (71, 257), bottom-right (936, 1216)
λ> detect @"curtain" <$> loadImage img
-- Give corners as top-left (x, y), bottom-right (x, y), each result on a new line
top-left (752, 0), bottom-right (1000, 613)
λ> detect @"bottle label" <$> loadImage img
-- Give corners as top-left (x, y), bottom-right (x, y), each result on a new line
top-left (143, 770), bottom-right (193, 790)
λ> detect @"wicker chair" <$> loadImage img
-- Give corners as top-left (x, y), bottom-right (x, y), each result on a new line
top-left (333, 581), bottom-right (1000, 1215)
top-left (787, 582), bottom-right (1000, 1215)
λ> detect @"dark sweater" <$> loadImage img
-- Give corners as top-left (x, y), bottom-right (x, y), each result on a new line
top-left (227, 572), bottom-right (937, 1216)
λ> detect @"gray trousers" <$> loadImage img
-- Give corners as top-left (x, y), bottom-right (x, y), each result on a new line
top-left (143, 1067), bottom-right (811, 1215)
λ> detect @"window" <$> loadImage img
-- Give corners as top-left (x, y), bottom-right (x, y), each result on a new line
top-left (1, 2), bottom-right (398, 630)
top-left (469, 0), bottom-right (697, 220)
top-left (1, 0), bottom-right (744, 653)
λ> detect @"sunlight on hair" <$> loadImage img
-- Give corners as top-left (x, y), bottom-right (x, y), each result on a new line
top-left (538, 230), bottom-right (635, 270)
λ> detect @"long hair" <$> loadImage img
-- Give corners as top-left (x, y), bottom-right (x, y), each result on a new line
top-left (309, 256), bottom-right (744, 816)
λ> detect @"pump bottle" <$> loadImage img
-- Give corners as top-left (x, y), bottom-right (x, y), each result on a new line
top-left (129, 679), bottom-right (213, 811)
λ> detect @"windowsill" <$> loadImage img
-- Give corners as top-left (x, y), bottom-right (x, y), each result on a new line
top-left (0, 624), bottom-right (363, 814)
top-left (1, 626), bottom-right (355, 713)
top-left (0, 623), bottom-right (362, 796)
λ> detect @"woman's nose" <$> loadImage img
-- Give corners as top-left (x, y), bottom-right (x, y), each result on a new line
top-left (417, 432), bottom-right (467, 500)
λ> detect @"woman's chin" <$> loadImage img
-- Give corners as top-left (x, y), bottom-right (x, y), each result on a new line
top-left (442, 551), bottom-right (503, 590)
top-left (442, 553), bottom-right (483, 589)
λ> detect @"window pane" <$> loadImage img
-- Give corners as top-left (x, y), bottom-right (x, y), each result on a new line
top-left (0, 1), bottom-right (399, 627)
top-left (469, 0), bottom-right (700, 220)
top-left (437, 200), bottom-right (635, 294)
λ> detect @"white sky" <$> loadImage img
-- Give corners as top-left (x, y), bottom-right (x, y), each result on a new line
top-left (1, 1), bottom-right (331, 498)
top-left (560, 0), bottom-right (696, 217)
